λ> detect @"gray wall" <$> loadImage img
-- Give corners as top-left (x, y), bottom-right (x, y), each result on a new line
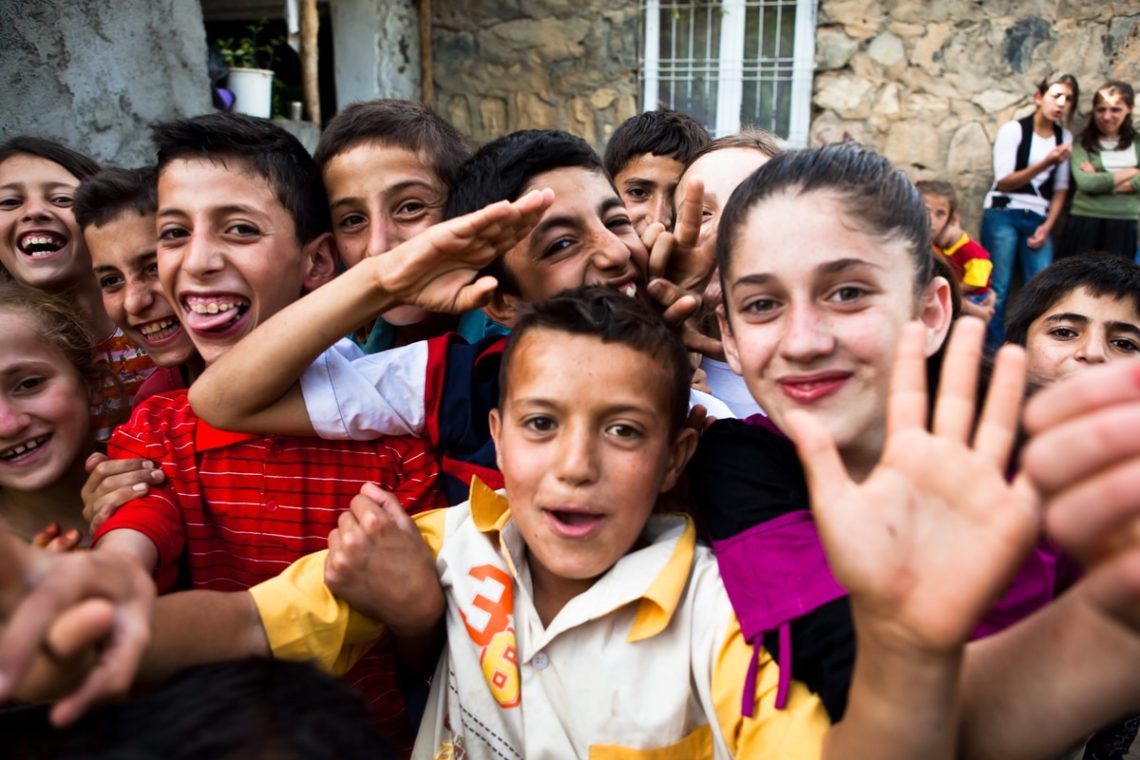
top-left (330, 0), bottom-right (421, 107)
top-left (0, 0), bottom-right (213, 166)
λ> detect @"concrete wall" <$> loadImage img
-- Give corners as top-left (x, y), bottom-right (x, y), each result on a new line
top-left (329, 0), bottom-right (420, 107)
top-left (813, 0), bottom-right (1140, 232)
top-left (0, 0), bottom-right (212, 166)
top-left (430, 0), bottom-right (640, 151)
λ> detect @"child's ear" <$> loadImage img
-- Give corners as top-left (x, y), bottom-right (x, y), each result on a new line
top-left (300, 233), bottom-right (337, 293)
top-left (919, 275), bottom-right (954, 357)
top-left (717, 305), bottom-right (744, 376)
top-left (483, 289), bottom-right (523, 328)
top-left (659, 426), bottom-right (699, 494)
top-left (488, 407), bottom-right (505, 472)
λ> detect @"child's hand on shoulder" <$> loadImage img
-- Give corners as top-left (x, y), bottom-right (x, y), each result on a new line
top-left (785, 318), bottom-right (1040, 655)
top-left (325, 483), bottom-right (443, 637)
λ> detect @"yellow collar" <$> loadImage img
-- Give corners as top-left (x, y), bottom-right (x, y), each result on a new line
top-left (941, 232), bottom-right (969, 258)
top-left (465, 476), bottom-right (697, 642)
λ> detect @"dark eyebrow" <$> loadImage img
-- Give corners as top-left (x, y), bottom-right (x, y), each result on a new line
top-left (1043, 312), bottom-right (1089, 326)
top-left (816, 258), bottom-right (882, 276)
top-left (329, 179), bottom-right (440, 209)
top-left (93, 250), bottom-right (155, 276)
top-left (1108, 321), bottom-right (1140, 338)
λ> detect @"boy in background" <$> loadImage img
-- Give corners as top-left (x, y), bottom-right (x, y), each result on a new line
top-left (603, 109), bottom-right (709, 235)
top-left (917, 179), bottom-right (996, 322)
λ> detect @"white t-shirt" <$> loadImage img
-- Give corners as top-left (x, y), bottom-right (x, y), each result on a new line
top-left (985, 119), bottom-right (1073, 217)
top-left (1098, 139), bottom-right (1139, 173)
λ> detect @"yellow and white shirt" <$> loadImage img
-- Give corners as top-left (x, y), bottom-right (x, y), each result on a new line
top-left (250, 479), bottom-right (828, 759)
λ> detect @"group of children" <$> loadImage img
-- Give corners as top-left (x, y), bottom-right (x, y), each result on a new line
top-left (0, 85), bottom-right (1139, 758)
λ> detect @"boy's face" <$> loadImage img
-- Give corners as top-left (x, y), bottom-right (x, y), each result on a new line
top-left (156, 158), bottom-right (333, 366)
top-left (613, 153), bottom-right (684, 235)
top-left (720, 191), bottom-right (950, 474)
top-left (1025, 286), bottom-right (1140, 385)
top-left (921, 193), bottom-right (953, 247)
top-left (489, 329), bottom-right (695, 600)
top-left (490, 167), bottom-right (646, 323)
top-left (0, 155), bottom-right (89, 290)
top-left (87, 212), bottom-right (197, 368)
top-left (323, 143), bottom-right (448, 326)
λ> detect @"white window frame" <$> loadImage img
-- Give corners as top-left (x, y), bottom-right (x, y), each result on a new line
top-left (642, 0), bottom-right (817, 146)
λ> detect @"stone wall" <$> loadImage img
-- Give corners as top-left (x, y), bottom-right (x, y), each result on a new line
top-left (813, 0), bottom-right (1140, 232)
top-left (0, 0), bottom-right (212, 166)
top-left (330, 0), bottom-right (421, 108)
top-left (430, 0), bottom-right (640, 151)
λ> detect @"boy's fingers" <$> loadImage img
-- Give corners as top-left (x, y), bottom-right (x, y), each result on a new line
top-left (886, 322), bottom-right (930, 435)
top-left (1023, 402), bottom-right (1140, 496)
top-left (1043, 455), bottom-right (1140, 560)
top-left (84, 452), bottom-right (110, 474)
top-left (641, 221), bottom-right (665, 251)
top-left (675, 178), bottom-right (703, 248)
top-left (372, 488), bottom-right (415, 532)
top-left (647, 231), bottom-right (675, 281)
top-left (973, 344), bottom-right (1027, 469)
top-left (932, 317), bottom-right (986, 443)
top-left (451, 277), bottom-right (499, 313)
top-left (44, 598), bottom-right (116, 660)
top-left (1023, 360), bottom-right (1140, 434)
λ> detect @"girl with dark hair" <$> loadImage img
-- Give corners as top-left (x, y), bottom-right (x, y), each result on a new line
top-left (1059, 81), bottom-right (1140, 260)
top-left (980, 72), bottom-right (1079, 347)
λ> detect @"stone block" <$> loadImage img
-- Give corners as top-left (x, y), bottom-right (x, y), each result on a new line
top-left (820, 0), bottom-right (884, 40)
top-left (567, 97), bottom-right (597, 145)
top-left (512, 91), bottom-right (559, 131)
top-left (911, 23), bottom-right (950, 75)
top-left (883, 121), bottom-right (942, 169)
top-left (446, 95), bottom-right (472, 135)
top-left (814, 74), bottom-right (876, 119)
top-left (590, 87), bottom-right (618, 110)
top-left (972, 89), bottom-right (1022, 114)
top-left (946, 121), bottom-right (993, 176)
top-left (816, 26), bottom-right (859, 70)
top-left (888, 22), bottom-right (926, 38)
top-left (868, 32), bottom-right (905, 67)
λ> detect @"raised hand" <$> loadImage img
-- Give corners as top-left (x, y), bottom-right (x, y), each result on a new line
top-left (325, 483), bottom-right (443, 637)
top-left (646, 178), bottom-right (715, 293)
top-left (378, 188), bottom-right (554, 315)
top-left (785, 318), bottom-right (1039, 653)
top-left (81, 453), bottom-right (165, 531)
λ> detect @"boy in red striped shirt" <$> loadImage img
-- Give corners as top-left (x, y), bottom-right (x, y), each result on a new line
top-left (89, 113), bottom-right (545, 749)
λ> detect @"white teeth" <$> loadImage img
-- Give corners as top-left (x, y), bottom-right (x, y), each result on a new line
top-left (0, 435), bottom-right (47, 461)
top-left (623, 282), bottom-right (637, 298)
top-left (189, 302), bottom-right (238, 314)
top-left (139, 319), bottom-right (176, 336)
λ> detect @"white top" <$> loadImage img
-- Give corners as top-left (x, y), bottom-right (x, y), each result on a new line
top-left (700, 357), bottom-right (765, 419)
top-left (1098, 139), bottom-right (1139, 173)
top-left (985, 119), bottom-right (1073, 217)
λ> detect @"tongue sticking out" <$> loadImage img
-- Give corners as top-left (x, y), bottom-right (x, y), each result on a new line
top-left (183, 299), bottom-right (248, 332)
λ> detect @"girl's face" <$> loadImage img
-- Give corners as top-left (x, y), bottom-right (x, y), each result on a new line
top-left (1034, 83), bottom-right (1075, 124)
top-left (0, 155), bottom-right (89, 290)
top-left (720, 191), bottom-right (951, 473)
top-left (1093, 91), bottom-right (1133, 139)
top-left (0, 309), bottom-right (92, 493)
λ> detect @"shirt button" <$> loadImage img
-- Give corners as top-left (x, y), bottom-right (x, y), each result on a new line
top-left (265, 498), bottom-right (278, 512)
top-left (532, 652), bottom-right (549, 670)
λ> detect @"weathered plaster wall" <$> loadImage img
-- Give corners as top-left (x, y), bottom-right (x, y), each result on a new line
top-left (329, 0), bottom-right (420, 107)
top-left (813, 0), bottom-right (1140, 232)
top-left (430, 0), bottom-right (640, 151)
top-left (0, 0), bottom-right (212, 166)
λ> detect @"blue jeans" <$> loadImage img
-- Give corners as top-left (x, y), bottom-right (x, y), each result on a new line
top-left (981, 207), bottom-right (1054, 349)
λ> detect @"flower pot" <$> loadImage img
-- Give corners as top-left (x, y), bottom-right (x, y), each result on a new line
top-left (228, 67), bottom-right (274, 118)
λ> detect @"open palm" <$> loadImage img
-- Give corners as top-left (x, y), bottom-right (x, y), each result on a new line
top-left (786, 319), bottom-right (1041, 653)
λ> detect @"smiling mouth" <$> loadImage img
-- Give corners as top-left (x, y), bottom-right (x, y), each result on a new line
top-left (17, 232), bottom-right (67, 258)
top-left (545, 508), bottom-right (605, 538)
top-left (0, 434), bottom-right (50, 462)
top-left (778, 372), bottom-right (852, 403)
top-left (136, 317), bottom-right (182, 342)
top-left (182, 295), bottom-right (251, 334)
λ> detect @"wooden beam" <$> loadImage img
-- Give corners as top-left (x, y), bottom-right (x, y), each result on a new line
top-left (300, 0), bottom-right (320, 126)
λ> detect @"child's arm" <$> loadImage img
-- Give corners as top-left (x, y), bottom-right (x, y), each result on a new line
top-left (325, 483), bottom-right (446, 674)
top-left (955, 359), bottom-right (1140, 759)
top-left (189, 190), bottom-right (553, 436)
top-left (785, 318), bottom-right (1038, 759)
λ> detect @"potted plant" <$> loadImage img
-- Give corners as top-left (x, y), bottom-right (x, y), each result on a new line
top-left (216, 20), bottom-right (281, 119)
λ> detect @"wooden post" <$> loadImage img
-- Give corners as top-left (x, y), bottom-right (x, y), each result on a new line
top-left (420, 0), bottom-right (433, 104)
top-left (300, 0), bottom-right (321, 126)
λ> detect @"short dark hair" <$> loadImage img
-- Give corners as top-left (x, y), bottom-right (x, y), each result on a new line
top-left (313, 99), bottom-right (471, 190)
top-left (3, 658), bottom-right (391, 759)
top-left (73, 166), bottom-right (157, 231)
top-left (1005, 255), bottom-right (1140, 346)
top-left (445, 130), bottom-right (608, 295)
top-left (500, 286), bottom-right (690, 436)
top-left (152, 113), bottom-right (331, 244)
top-left (915, 179), bottom-right (958, 218)
top-left (0, 136), bottom-right (100, 182)
top-left (717, 143), bottom-right (933, 296)
top-left (603, 109), bottom-right (711, 179)
top-left (684, 127), bottom-right (782, 170)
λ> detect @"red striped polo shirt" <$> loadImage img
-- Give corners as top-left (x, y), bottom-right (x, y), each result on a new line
top-left (94, 389), bottom-right (446, 749)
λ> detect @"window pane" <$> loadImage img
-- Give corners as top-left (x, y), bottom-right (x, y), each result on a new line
top-left (740, 0), bottom-right (796, 136)
top-left (648, 1), bottom-right (720, 129)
